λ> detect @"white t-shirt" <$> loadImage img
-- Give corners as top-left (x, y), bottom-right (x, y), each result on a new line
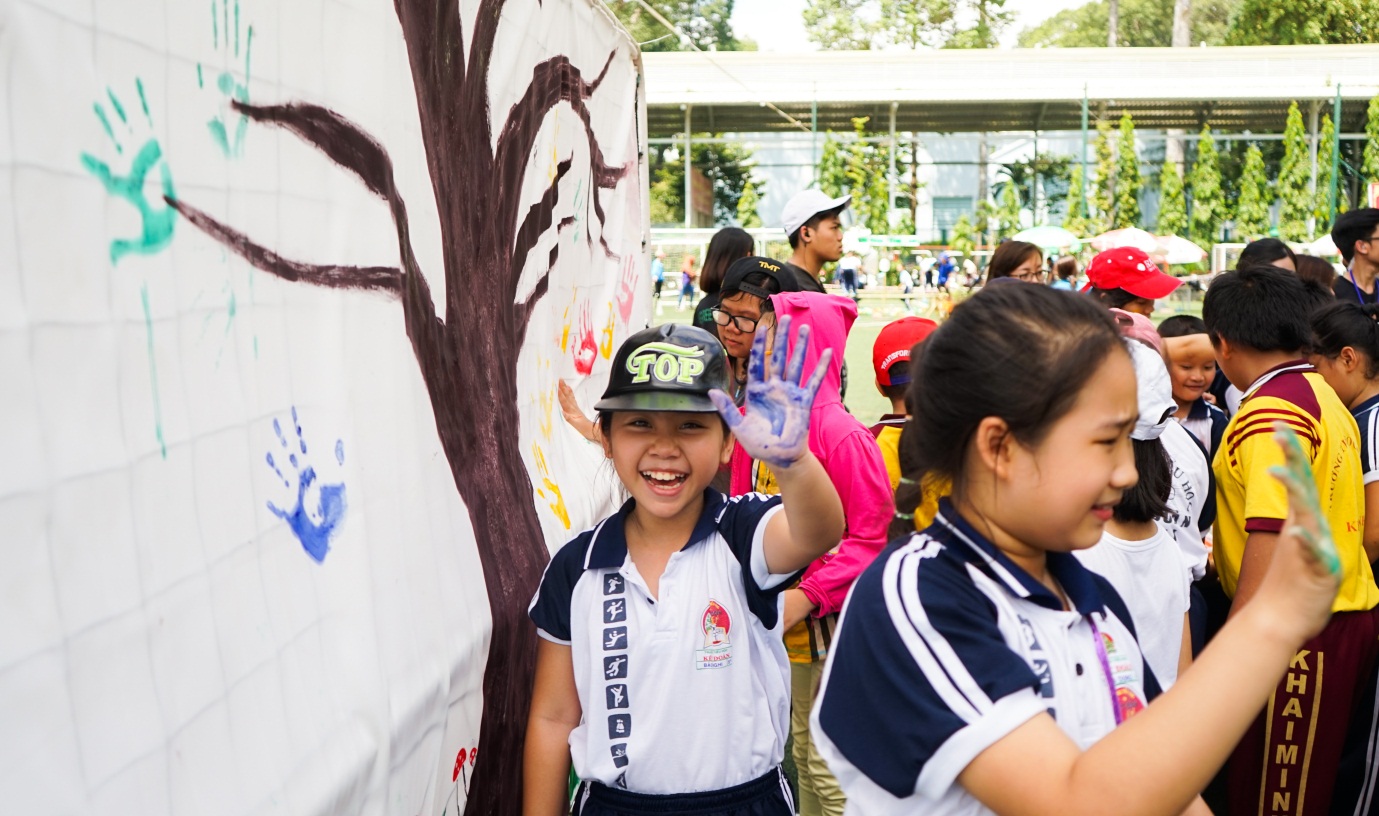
top-left (1158, 420), bottom-right (1211, 581)
top-left (1074, 523), bottom-right (1191, 688)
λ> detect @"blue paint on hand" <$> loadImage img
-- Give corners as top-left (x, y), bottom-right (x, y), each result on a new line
top-left (710, 316), bottom-right (830, 471)
top-left (265, 407), bottom-right (346, 563)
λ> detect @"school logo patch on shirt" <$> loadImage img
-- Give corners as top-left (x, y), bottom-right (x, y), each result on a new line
top-left (696, 599), bottom-right (734, 669)
top-left (1102, 631), bottom-right (1145, 721)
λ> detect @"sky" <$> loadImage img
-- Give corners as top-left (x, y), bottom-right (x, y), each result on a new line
top-left (730, 0), bottom-right (1090, 50)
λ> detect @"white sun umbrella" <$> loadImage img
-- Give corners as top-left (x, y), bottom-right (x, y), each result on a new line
top-left (1300, 233), bottom-right (1339, 256)
top-left (1090, 227), bottom-right (1159, 253)
top-left (1156, 235), bottom-right (1207, 265)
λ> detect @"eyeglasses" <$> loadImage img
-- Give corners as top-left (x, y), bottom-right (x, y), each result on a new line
top-left (712, 307), bottom-right (763, 334)
top-left (1011, 269), bottom-right (1047, 283)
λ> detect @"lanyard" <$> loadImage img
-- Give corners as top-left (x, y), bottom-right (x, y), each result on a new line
top-left (1087, 616), bottom-right (1123, 726)
top-left (1349, 267), bottom-right (1378, 304)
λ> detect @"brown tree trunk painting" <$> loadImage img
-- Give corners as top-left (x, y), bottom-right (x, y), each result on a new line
top-left (165, 1), bottom-right (637, 811)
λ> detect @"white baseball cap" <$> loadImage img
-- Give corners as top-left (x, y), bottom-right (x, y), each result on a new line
top-left (1123, 339), bottom-right (1177, 442)
top-left (781, 190), bottom-right (851, 237)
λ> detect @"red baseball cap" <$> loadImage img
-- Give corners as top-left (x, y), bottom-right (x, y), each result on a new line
top-left (1081, 247), bottom-right (1181, 299)
top-left (873, 317), bottom-right (938, 386)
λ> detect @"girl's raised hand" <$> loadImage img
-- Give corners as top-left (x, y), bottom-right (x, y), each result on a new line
top-left (1259, 423), bottom-right (1342, 642)
top-left (709, 315), bottom-right (830, 470)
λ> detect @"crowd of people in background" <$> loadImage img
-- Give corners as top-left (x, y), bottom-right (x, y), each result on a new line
top-left (527, 193), bottom-right (1379, 816)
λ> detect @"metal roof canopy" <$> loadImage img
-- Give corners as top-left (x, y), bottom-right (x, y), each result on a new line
top-left (643, 45), bottom-right (1379, 136)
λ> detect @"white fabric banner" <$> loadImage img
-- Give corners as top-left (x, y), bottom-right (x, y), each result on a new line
top-left (0, 0), bottom-right (647, 812)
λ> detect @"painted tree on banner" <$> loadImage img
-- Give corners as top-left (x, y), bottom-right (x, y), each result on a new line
top-left (162, 1), bottom-right (642, 811)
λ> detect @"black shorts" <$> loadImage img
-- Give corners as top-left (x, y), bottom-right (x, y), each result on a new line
top-left (571, 767), bottom-right (793, 816)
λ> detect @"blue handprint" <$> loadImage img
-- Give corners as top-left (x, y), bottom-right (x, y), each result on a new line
top-left (79, 79), bottom-right (177, 264)
top-left (709, 316), bottom-right (830, 470)
top-left (265, 407), bottom-right (346, 563)
top-left (199, 0), bottom-right (254, 156)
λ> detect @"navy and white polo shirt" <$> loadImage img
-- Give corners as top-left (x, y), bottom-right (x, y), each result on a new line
top-left (1353, 394), bottom-right (1379, 485)
top-left (812, 501), bottom-right (1160, 815)
top-left (529, 489), bottom-right (796, 795)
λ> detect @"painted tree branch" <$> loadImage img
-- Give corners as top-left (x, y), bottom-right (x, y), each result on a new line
top-left (492, 53), bottom-right (630, 260)
top-left (510, 158), bottom-right (572, 287)
top-left (167, 198), bottom-right (405, 294)
top-left (220, 98), bottom-right (445, 360)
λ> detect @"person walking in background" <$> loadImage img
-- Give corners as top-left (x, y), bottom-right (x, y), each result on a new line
top-left (675, 254), bottom-right (697, 310)
top-left (1049, 255), bottom-right (1078, 290)
top-left (837, 250), bottom-right (861, 299)
top-left (650, 249), bottom-right (665, 298)
top-left (781, 189), bottom-right (850, 293)
top-left (692, 227), bottom-right (754, 336)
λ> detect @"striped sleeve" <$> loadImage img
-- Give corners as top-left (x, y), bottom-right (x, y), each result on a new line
top-left (815, 537), bottom-right (1042, 800)
top-left (528, 532), bottom-right (594, 644)
top-left (1226, 400), bottom-right (1317, 533)
top-left (1358, 407), bottom-right (1379, 485)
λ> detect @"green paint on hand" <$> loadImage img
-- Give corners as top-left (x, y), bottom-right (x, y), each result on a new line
top-left (140, 283), bottom-right (167, 459)
top-left (1269, 422), bottom-right (1342, 576)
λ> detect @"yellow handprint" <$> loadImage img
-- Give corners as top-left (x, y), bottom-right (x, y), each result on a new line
top-left (531, 444), bottom-right (570, 530)
top-left (600, 303), bottom-right (615, 360)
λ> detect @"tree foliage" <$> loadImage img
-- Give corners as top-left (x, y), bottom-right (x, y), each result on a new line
top-left (814, 120), bottom-right (891, 233)
top-left (1064, 163), bottom-right (1091, 235)
top-left (1224, 0), bottom-right (1379, 44)
top-left (1276, 101), bottom-right (1312, 240)
top-left (1234, 144), bottom-right (1272, 239)
top-left (737, 177), bottom-right (763, 227)
top-left (648, 141), bottom-right (759, 226)
top-left (1188, 125), bottom-right (1226, 245)
top-left (804, 0), bottom-right (1010, 49)
top-left (1157, 160), bottom-right (1187, 235)
top-left (606, 0), bottom-right (745, 51)
top-left (1315, 113), bottom-right (1345, 225)
top-left (950, 212), bottom-right (977, 254)
top-left (1017, 0), bottom-right (1236, 47)
top-left (1113, 113), bottom-right (1141, 229)
top-left (1364, 95), bottom-right (1379, 184)
top-left (1093, 120), bottom-right (1116, 232)
top-left (995, 176), bottom-right (1023, 237)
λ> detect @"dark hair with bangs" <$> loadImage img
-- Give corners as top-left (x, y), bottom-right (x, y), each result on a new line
top-left (889, 285), bottom-right (1124, 539)
top-left (1113, 439), bottom-right (1172, 524)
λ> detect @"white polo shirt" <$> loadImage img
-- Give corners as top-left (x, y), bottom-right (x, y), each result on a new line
top-left (529, 490), bottom-right (793, 794)
top-left (812, 502), bottom-right (1160, 816)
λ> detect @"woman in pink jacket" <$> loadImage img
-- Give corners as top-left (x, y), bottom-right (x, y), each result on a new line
top-left (725, 287), bottom-right (893, 816)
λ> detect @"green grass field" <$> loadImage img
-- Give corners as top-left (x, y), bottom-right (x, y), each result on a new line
top-left (651, 289), bottom-right (1204, 426)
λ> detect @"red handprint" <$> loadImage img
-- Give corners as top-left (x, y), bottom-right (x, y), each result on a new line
top-left (573, 302), bottom-right (597, 376)
top-left (616, 257), bottom-right (638, 324)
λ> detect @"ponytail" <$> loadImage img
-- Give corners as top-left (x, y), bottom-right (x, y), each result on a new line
top-left (1310, 301), bottom-right (1379, 378)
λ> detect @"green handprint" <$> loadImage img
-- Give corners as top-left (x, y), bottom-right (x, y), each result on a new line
top-left (199, 0), bottom-right (254, 156)
top-left (1269, 423), bottom-right (1342, 576)
top-left (79, 79), bottom-right (177, 265)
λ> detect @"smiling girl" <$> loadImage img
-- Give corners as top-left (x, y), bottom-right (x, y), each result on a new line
top-left (524, 322), bottom-right (844, 816)
top-left (812, 284), bottom-right (1340, 816)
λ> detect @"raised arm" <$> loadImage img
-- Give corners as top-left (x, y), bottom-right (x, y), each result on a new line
top-left (958, 425), bottom-right (1340, 816)
top-left (710, 316), bottom-right (844, 575)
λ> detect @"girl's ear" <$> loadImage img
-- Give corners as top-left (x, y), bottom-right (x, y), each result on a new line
top-left (1341, 346), bottom-right (1362, 373)
top-left (971, 416), bottom-right (1014, 479)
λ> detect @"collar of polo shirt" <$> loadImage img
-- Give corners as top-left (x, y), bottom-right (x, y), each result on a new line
top-left (583, 489), bottom-right (726, 570)
top-left (931, 499), bottom-right (1108, 616)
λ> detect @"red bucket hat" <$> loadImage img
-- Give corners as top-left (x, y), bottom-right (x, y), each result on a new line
top-left (1081, 247), bottom-right (1181, 300)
